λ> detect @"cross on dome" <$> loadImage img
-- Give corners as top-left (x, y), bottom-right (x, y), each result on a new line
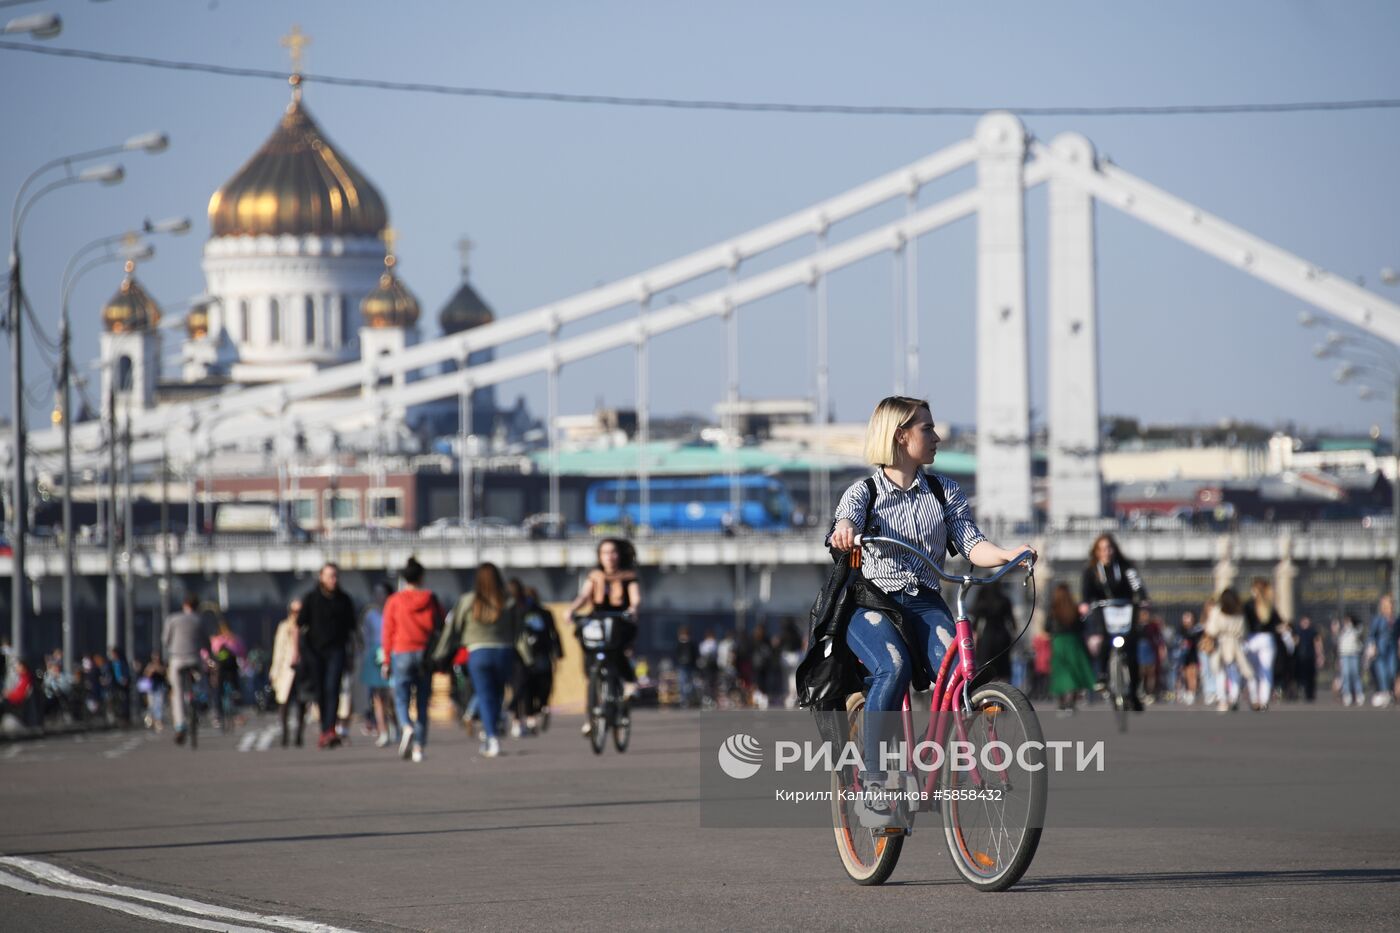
top-left (281, 25), bottom-right (311, 99)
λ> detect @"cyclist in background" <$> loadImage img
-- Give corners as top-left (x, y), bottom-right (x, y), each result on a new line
top-left (1079, 533), bottom-right (1149, 711)
top-left (209, 621), bottom-right (245, 728)
top-left (568, 538), bottom-right (643, 735)
top-left (828, 397), bottom-right (1035, 800)
top-left (162, 594), bottom-right (210, 745)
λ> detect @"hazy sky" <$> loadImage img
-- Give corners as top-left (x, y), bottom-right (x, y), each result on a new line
top-left (2, 0), bottom-right (1398, 440)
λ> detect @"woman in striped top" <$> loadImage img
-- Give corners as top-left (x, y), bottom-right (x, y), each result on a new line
top-left (829, 396), bottom-right (1035, 789)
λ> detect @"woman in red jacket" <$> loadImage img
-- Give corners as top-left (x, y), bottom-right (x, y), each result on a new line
top-left (381, 557), bottom-right (444, 763)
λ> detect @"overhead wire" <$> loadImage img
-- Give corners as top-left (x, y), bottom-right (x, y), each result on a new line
top-left (2, 40), bottom-right (1399, 117)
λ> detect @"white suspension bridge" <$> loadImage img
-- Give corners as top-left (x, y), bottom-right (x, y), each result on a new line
top-left (4, 111), bottom-right (1398, 651)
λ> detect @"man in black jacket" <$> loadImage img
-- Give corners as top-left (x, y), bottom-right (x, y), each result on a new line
top-left (299, 563), bottom-right (356, 748)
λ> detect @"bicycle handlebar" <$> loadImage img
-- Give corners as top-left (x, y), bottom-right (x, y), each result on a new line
top-left (851, 535), bottom-right (1035, 621)
top-left (852, 535), bottom-right (1035, 585)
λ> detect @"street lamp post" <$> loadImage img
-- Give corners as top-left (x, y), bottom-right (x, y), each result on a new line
top-left (56, 222), bottom-right (183, 674)
top-left (8, 159), bottom-right (133, 661)
top-left (5, 133), bottom-right (165, 663)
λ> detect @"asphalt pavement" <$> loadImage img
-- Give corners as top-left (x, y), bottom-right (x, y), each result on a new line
top-left (1, 703), bottom-right (1399, 932)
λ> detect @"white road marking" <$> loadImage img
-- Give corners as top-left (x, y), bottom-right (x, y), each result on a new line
top-left (1, 745), bottom-right (20, 759)
top-left (0, 868), bottom-right (272, 932)
top-left (102, 736), bottom-right (145, 760)
top-left (0, 857), bottom-right (362, 933)
top-left (255, 725), bottom-right (278, 751)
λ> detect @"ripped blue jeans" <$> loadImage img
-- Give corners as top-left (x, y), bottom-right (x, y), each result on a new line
top-left (845, 585), bottom-right (956, 780)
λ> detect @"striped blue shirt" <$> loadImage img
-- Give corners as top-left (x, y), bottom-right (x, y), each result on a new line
top-left (834, 470), bottom-right (986, 595)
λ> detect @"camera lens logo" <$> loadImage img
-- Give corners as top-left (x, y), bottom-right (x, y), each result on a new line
top-left (717, 733), bottom-right (764, 780)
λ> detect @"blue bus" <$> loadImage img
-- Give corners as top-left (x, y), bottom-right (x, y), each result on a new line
top-left (585, 475), bottom-right (795, 532)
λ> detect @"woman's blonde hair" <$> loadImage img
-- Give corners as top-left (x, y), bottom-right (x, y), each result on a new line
top-left (862, 396), bottom-right (931, 466)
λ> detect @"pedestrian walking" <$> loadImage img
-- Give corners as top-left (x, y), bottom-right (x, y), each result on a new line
top-left (140, 652), bottom-right (168, 732)
top-left (1338, 614), bottom-right (1365, 707)
top-left (298, 562), bottom-right (357, 749)
top-left (971, 583), bottom-right (1015, 688)
top-left (1176, 611), bottom-right (1202, 705)
top-left (440, 563), bottom-right (522, 758)
top-left (361, 582), bottom-right (397, 747)
top-left (270, 599), bottom-right (308, 747)
top-left (1243, 578), bottom-right (1282, 711)
top-left (674, 626), bottom-right (699, 708)
top-left (508, 581), bottom-right (561, 735)
top-left (1048, 584), bottom-right (1095, 714)
top-left (1293, 615), bottom-right (1322, 703)
top-left (1367, 594), bottom-right (1397, 707)
top-left (382, 557), bottom-right (445, 764)
top-left (1197, 597), bottom-right (1220, 705)
top-left (778, 618), bottom-right (804, 708)
top-left (1205, 589), bottom-right (1254, 713)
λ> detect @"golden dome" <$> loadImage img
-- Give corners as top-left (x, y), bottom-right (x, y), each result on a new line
top-left (207, 98), bottom-right (388, 239)
top-left (186, 302), bottom-right (210, 339)
top-left (361, 255), bottom-right (420, 329)
top-left (102, 264), bottom-right (161, 333)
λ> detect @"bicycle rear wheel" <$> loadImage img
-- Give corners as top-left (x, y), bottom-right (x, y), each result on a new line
top-left (1109, 653), bottom-right (1130, 733)
top-left (588, 670), bottom-right (608, 755)
top-left (942, 682), bottom-right (1046, 892)
top-left (830, 694), bottom-right (904, 885)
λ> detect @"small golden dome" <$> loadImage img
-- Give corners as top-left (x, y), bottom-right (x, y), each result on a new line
top-left (361, 254), bottom-right (420, 329)
top-left (186, 302), bottom-right (210, 340)
top-left (102, 263), bottom-right (162, 333)
top-left (207, 98), bottom-right (388, 239)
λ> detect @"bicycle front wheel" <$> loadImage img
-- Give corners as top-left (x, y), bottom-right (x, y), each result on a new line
top-left (942, 682), bottom-right (1046, 892)
top-left (588, 670), bottom-right (608, 755)
top-left (187, 686), bottom-right (198, 750)
top-left (830, 694), bottom-right (904, 885)
top-left (1109, 653), bottom-right (1130, 733)
top-left (612, 689), bottom-right (631, 753)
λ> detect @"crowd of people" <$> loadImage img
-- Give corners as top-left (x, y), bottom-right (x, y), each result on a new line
top-left (666, 619), bottom-right (807, 710)
top-left (249, 556), bottom-right (571, 761)
top-left (0, 646), bottom-right (137, 730)
top-left (3, 532), bottom-right (1398, 741)
top-left (1010, 534), bottom-right (1400, 715)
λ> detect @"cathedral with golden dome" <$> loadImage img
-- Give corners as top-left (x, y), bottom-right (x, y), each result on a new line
top-left (98, 33), bottom-right (501, 442)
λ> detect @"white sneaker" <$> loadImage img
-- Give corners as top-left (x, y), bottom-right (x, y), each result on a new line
top-left (375, 732), bottom-right (391, 748)
top-left (581, 721), bottom-right (593, 737)
top-left (510, 721), bottom-right (523, 739)
top-left (411, 744), bottom-right (423, 763)
top-left (1343, 695), bottom-right (1354, 707)
top-left (399, 727), bottom-right (415, 759)
top-left (1373, 694), bottom-right (1388, 708)
top-left (482, 737), bottom-right (500, 758)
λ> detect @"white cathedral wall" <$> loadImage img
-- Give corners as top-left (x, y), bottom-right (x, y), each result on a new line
top-left (203, 233), bottom-right (384, 368)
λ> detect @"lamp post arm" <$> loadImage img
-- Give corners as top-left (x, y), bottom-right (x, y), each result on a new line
top-left (11, 144), bottom-right (123, 231)
top-left (12, 175), bottom-right (88, 255)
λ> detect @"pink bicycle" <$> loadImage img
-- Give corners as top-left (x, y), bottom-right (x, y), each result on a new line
top-left (831, 536), bottom-right (1046, 891)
